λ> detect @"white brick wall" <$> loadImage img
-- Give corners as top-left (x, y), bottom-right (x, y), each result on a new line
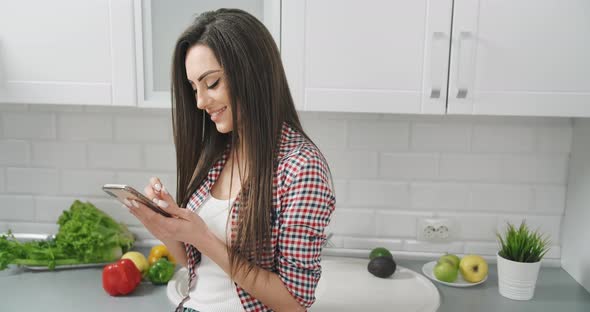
top-left (0, 104), bottom-right (571, 259)
top-left (533, 185), bottom-right (566, 214)
top-left (472, 124), bottom-right (534, 153)
top-left (0, 140), bottom-right (30, 165)
top-left (58, 113), bottom-right (113, 141)
top-left (343, 237), bottom-right (402, 250)
top-left (411, 121), bottom-right (470, 152)
top-left (439, 154), bottom-right (502, 181)
top-left (114, 116), bottom-right (172, 143)
top-left (375, 211), bottom-right (427, 237)
top-left (323, 149), bottom-right (378, 179)
top-left (469, 184), bottom-right (533, 212)
top-left (0, 195), bottom-right (35, 221)
top-left (2, 112), bottom-right (56, 139)
top-left (88, 143), bottom-right (142, 169)
top-left (0, 168), bottom-right (4, 192)
top-left (6, 168), bottom-right (59, 195)
top-left (32, 142), bottom-right (86, 168)
top-left (61, 170), bottom-right (116, 196)
top-left (348, 180), bottom-right (409, 208)
top-left (349, 120), bottom-right (409, 151)
top-left (144, 144), bottom-right (176, 170)
top-left (330, 208), bottom-right (376, 236)
top-left (411, 182), bottom-right (469, 210)
top-left (302, 119), bottom-right (347, 149)
top-left (34, 196), bottom-right (80, 222)
top-left (380, 153), bottom-right (438, 179)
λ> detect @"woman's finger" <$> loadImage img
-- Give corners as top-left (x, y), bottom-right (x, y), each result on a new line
top-left (158, 185), bottom-right (174, 204)
top-left (144, 185), bottom-right (157, 201)
top-left (150, 176), bottom-right (163, 195)
top-left (163, 204), bottom-right (193, 221)
top-left (126, 203), bottom-right (145, 225)
top-left (125, 198), bottom-right (179, 242)
top-left (148, 177), bottom-right (175, 206)
top-left (131, 199), bottom-right (157, 221)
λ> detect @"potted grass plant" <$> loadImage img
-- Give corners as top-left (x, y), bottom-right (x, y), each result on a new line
top-left (496, 221), bottom-right (551, 300)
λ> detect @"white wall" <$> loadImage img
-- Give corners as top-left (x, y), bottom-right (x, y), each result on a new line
top-left (561, 118), bottom-right (590, 292)
top-left (0, 104), bottom-right (571, 260)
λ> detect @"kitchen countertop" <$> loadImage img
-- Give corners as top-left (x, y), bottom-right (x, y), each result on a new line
top-left (1, 252), bottom-right (589, 312)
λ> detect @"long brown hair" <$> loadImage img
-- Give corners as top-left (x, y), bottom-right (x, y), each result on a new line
top-left (171, 9), bottom-right (316, 278)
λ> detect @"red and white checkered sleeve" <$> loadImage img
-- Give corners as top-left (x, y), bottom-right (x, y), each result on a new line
top-left (277, 149), bottom-right (336, 309)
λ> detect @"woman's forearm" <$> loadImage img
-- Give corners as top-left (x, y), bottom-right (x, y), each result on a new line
top-left (198, 231), bottom-right (306, 312)
top-left (160, 238), bottom-right (188, 268)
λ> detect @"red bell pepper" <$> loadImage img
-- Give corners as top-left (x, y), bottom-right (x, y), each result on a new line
top-left (102, 258), bottom-right (142, 296)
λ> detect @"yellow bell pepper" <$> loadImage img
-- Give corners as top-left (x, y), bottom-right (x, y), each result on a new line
top-left (148, 245), bottom-right (176, 265)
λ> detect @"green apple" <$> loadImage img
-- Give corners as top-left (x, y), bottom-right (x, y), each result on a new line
top-left (433, 261), bottom-right (458, 283)
top-left (459, 254), bottom-right (488, 283)
top-left (438, 253), bottom-right (460, 269)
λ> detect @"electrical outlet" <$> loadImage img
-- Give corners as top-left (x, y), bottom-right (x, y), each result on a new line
top-left (424, 225), bottom-right (437, 240)
top-left (437, 225), bottom-right (450, 239)
top-left (418, 218), bottom-right (455, 242)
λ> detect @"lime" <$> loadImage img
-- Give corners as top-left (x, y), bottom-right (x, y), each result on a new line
top-left (369, 247), bottom-right (393, 260)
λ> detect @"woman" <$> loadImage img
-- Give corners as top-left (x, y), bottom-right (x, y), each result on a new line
top-left (125, 8), bottom-right (336, 312)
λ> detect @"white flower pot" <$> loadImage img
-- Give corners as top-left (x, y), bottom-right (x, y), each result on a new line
top-left (496, 252), bottom-right (542, 300)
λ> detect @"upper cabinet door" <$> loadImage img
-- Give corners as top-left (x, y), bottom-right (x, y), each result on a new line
top-left (0, 0), bottom-right (136, 106)
top-left (448, 0), bottom-right (590, 117)
top-left (282, 0), bottom-right (453, 113)
top-left (135, 0), bottom-right (281, 108)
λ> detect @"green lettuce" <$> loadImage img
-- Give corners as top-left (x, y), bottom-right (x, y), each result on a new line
top-left (0, 200), bottom-right (134, 270)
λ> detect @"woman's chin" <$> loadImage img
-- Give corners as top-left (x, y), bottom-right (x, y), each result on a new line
top-left (214, 122), bottom-right (233, 134)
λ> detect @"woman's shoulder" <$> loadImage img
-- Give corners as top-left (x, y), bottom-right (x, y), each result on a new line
top-left (277, 123), bottom-right (330, 176)
top-left (276, 123), bottom-right (335, 203)
top-left (279, 123), bottom-right (322, 159)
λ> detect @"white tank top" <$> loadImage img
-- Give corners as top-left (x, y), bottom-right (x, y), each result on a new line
top-left (184, 194), bottom-right (244, 312)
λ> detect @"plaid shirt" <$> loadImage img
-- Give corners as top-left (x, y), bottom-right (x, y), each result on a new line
top-left (177, 123), bottom-right (336, 312)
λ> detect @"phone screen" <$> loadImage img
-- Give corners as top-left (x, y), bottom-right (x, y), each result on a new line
top-left (102, 184), bottom-right (172, 217)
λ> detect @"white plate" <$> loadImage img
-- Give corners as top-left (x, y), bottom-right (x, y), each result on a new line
top-left (421, 261), bottom-right (487, 287)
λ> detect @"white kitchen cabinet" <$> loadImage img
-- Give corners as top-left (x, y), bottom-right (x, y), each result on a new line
top-left (282, 0), bottom-right (590, 117)
top-left (447, 0), bottom-right (590, 117)
top-left (0, 0), bottom-right (136, 106)
top-left (282, 0), bottom-right (453, 113)
top-left (134, 0), bottom-right (281, 108)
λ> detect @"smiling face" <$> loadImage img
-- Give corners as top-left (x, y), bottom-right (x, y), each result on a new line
top-left (185, 44), bottom-right (234, 133)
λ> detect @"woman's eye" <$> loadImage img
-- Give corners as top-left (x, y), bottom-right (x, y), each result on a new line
top-left (207, 79), bottom-right (220, 89)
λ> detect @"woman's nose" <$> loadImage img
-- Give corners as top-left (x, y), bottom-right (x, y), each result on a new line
top-left (196, 92), bottom-right (211, 110)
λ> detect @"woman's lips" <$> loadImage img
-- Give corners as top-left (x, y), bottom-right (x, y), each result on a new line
top-left (210, 106), bottom-right (227, 122)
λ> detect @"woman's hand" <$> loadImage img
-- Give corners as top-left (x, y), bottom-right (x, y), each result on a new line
top-left (124, 177), bottom-right (210, 248)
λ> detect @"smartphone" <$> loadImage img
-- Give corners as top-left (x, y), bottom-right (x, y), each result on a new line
top-left (102, 184), bottom-right (172, 218)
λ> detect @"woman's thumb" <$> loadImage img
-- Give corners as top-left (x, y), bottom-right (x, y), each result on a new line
top-left (157, 185), bottom-right (176, 206)
top-left (150, 178), bottom-right (173, 208)
top-left (160, 185), bottom-right (172, 199)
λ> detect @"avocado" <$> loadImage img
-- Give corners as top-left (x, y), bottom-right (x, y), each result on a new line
top-left (368, 256), bottom-right (397, 278)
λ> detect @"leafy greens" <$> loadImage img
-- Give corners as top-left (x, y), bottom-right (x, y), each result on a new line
top-left (0, 200), bottom-right (134, 270)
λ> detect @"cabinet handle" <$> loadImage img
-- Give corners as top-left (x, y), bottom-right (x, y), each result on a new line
top-left (457, 88), bottom-right (468, 98)
top-left (430, 32), bottom-right (446, 99)
top-left (456, 31), bottom-right (473, 99)
top-left (430, 89), bottom-right (441, 98)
